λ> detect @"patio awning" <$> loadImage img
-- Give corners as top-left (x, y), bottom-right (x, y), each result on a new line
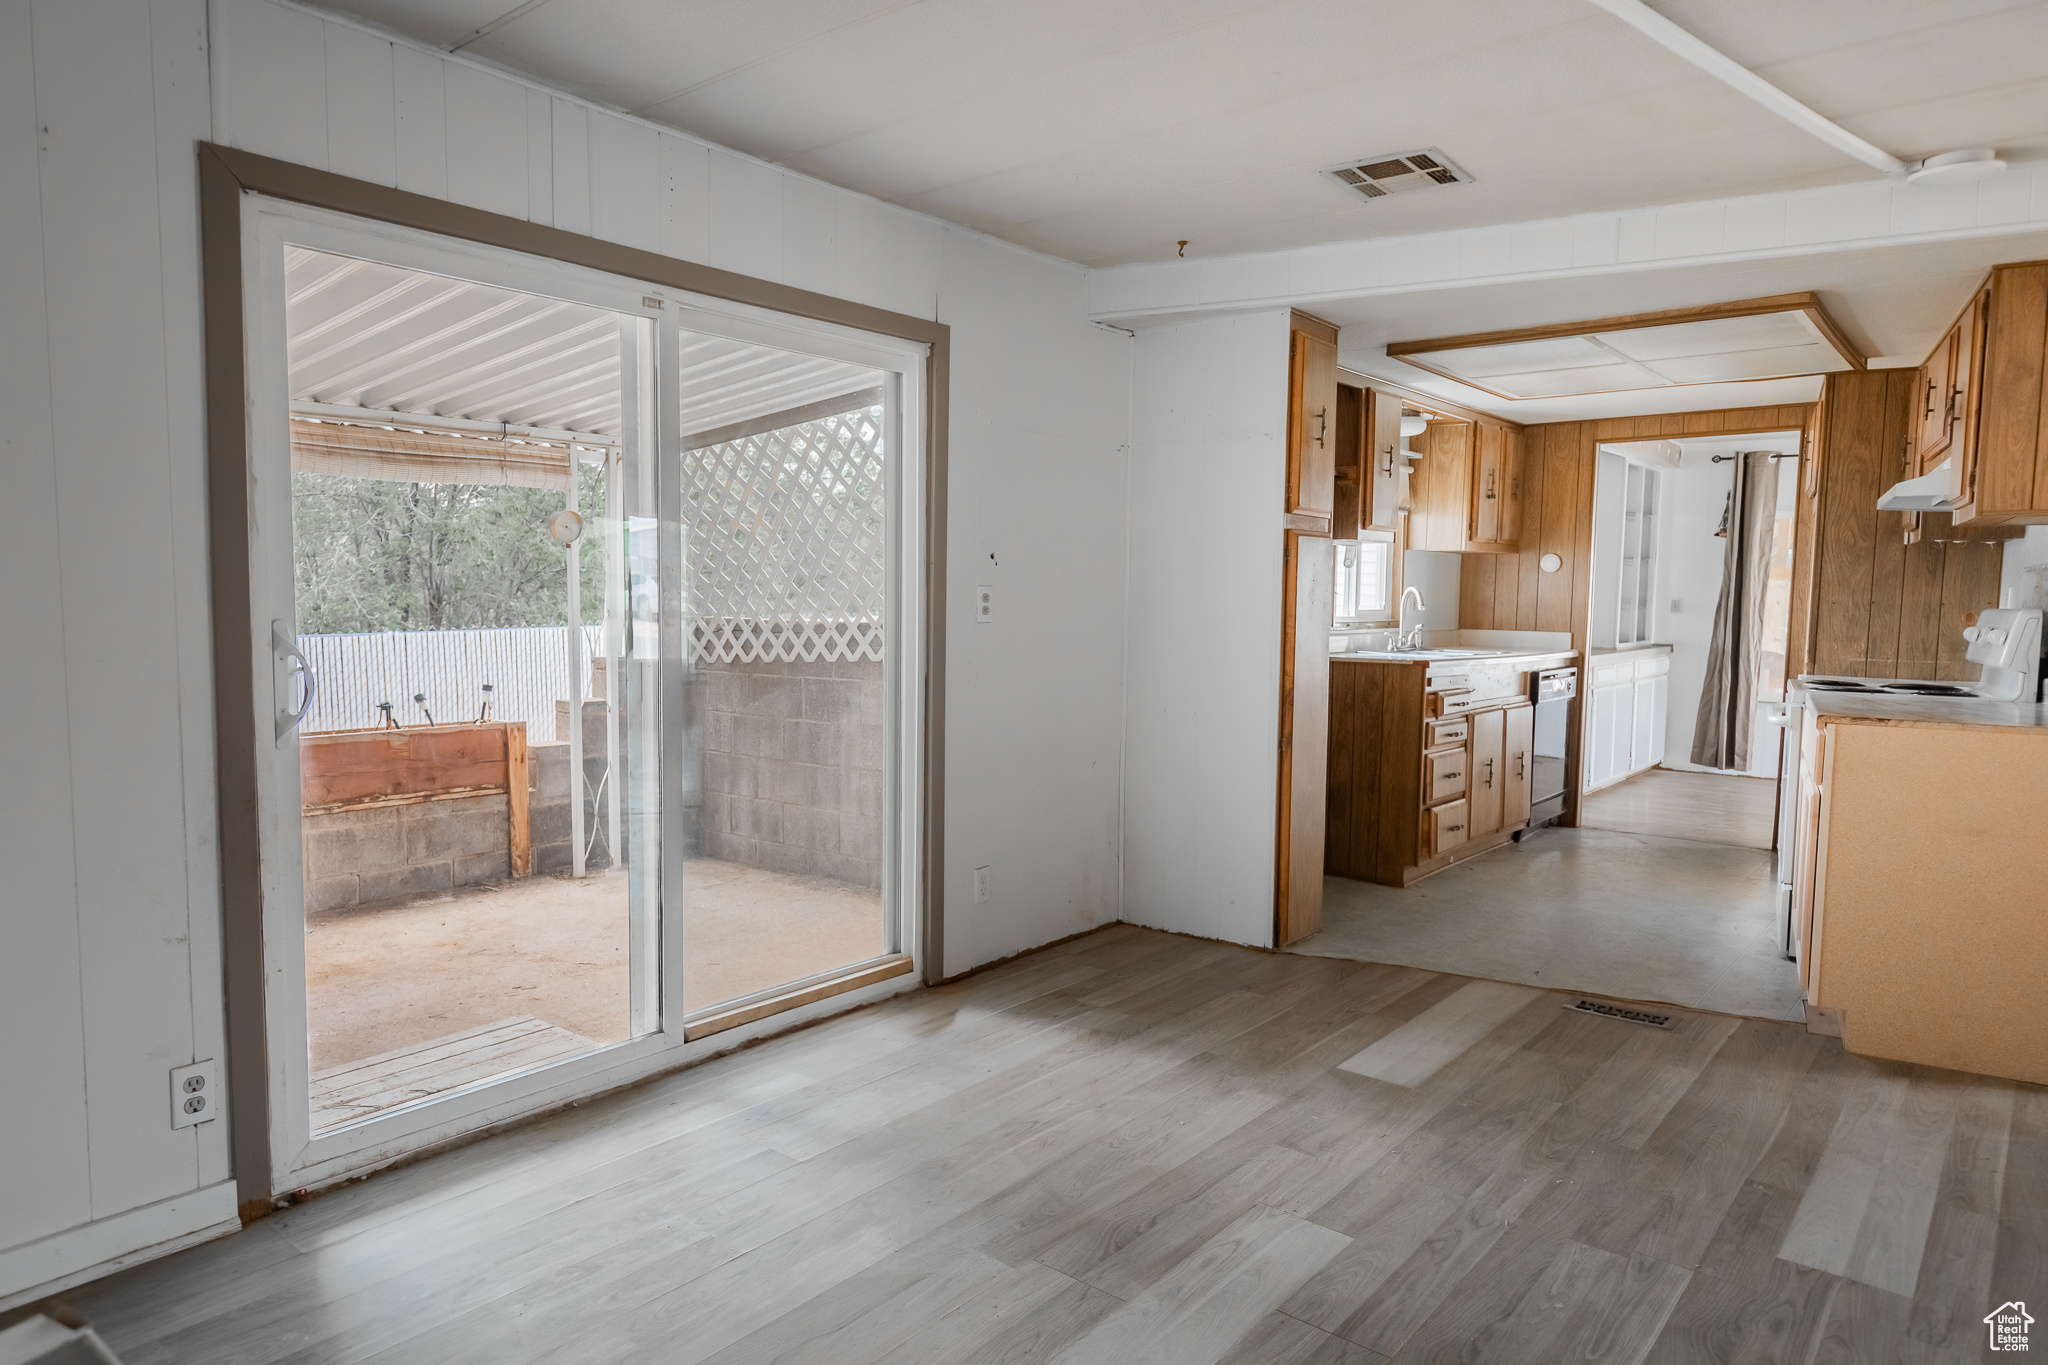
top-left (284, 246), bottom-right (883, 486)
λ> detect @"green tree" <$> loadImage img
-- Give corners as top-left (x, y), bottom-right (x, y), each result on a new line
top-left (292, 468), bottom-right (607, 634)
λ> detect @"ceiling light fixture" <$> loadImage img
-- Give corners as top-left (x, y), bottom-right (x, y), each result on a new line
top-left (1584, 0), bottom-right (2004, 186)
top-left (1907, 149), bottom-right (2007, 186)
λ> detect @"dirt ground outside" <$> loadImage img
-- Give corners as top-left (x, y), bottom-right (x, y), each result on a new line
top-left (304, 858), bottom-right (886, 1074)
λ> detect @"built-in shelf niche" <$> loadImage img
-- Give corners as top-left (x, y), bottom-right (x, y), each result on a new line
top-left (1590, 450), bottom-right (1662, 650)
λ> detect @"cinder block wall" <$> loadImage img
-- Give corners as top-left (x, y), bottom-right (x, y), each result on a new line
top-left (698, 659), bottom-right (884, 889)
top-left (302, 740), bottom-right (574, 913)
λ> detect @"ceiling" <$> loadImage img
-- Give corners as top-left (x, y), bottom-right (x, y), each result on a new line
top-left (1396, 307), bottom-right (1857, 401)
top-left (285, 248), bottom-right (880, 438)
top-left (1326, 226), bottom-right (2048, 421)
top-left (310, 0), bottom-right (2048, 267)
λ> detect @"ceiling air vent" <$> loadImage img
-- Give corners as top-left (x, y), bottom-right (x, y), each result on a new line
top-left (1322, 148), bottom-right (1472, 203)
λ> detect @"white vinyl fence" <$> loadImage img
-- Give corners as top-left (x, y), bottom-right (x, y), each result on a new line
top-left (298, 625), bottom-right (601, 737)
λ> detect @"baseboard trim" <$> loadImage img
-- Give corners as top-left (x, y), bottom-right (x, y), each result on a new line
top-left (0, 1182), bottom-right (240, 1312)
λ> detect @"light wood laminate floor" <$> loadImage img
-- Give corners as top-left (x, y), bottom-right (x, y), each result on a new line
top-left (1581, 768), bottom-right (1779, 850)
top-left (67, 927), bottom-right (2043, 1364)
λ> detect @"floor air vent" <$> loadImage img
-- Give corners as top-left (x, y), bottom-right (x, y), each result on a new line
top-left (1565, 998), bottom-right (1678, 1030)
top-left (1322, 148), bottom-right (1471, 203)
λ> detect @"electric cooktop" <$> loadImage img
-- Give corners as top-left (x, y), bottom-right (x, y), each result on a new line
top-left (1798, 678), bottom-right (1978, 697)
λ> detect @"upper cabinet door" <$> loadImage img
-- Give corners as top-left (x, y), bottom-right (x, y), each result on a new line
top-left (1332, 383), bottom-right (1363, 540)
top-left (1498, 428), bottom-right (1525, 545)
top-left (1364, 386), bottom-right (1405, 532)
top-left (1288, 327), bottom-right (1339, 521)
top-left (1914, 322), bottom-right (1960, 469)
top-left (1470, 422), bottom-right (1502, 544)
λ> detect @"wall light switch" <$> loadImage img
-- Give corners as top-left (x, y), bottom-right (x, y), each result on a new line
top-left (974, 865), bottom-right (992, 903)
top-left (170, 1059), bottom-right (218, 1129)
top-left (1670, 597), bottom-right (1683, 614)
top-left (975, 586), bottom-right (994, 622)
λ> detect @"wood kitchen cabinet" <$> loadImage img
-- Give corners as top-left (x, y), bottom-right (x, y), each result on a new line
top-left (1912, 316), bottom-right (1961, 471)
top-left (1363, 385), bottom-right (1404, 532)
top-left (1502, 702), bottom-right (1533, 829)
top-left (1326, 656), bottom-right (1562, 886)
top-left (1276, 311), bottom-right (1339, 946)
top-left (1333, 383), bottom-right (1363, 540)
top-left (1286, 317), bottom-right (1339, 524)
top-left (1789, 702), bottom-right (2048, 1085)
top-left (1945, 261), bottom-right (2048, 526)
top-left (1408, 416), bottom-right (1523, 552)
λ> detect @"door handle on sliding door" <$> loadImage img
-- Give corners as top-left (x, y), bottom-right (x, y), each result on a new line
top-left (272, 620), bottom-right (317, 745)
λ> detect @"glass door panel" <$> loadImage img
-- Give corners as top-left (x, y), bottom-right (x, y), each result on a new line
top-left (673, 328), bottom-right (895, 1011)
top-left (282, 245), bottom-right (659, 1132)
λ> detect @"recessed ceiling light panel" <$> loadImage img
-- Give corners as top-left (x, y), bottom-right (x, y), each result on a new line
top-left (1322, 148), bottom-right (1472, 203)
top-left (1386, 293), bottom-right (1863, 401)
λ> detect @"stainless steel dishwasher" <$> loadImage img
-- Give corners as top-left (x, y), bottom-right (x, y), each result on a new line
top-left (1520, 666), bottom-right (1576, 834)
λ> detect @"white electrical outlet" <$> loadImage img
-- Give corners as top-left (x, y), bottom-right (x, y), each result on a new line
top-left (974, 865), bottom-right (992, 903)
top-left (1670, 597), bottom-right (1683, 614)
top-left (170, 1060), bottom-right (218, 1129)
top-left (975, 586), bottom-right (994, 622)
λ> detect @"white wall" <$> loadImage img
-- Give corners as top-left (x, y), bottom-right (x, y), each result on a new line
top-left (1, 0), bottom-right (1130, 1299)
top-left (1403, 551), bottom-right (1462, 634)
top-left (1121, 311), bottom-right (1291, 948)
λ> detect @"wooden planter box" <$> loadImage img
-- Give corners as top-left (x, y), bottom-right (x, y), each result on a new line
top-left (300, 721), bottom-right (531, 877)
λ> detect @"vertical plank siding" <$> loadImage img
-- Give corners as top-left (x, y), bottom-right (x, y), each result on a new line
top-left (1806, 373), bottom-right (2004, 681)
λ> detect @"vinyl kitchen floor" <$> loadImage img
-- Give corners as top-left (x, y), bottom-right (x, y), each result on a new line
top-left (1298, 827), bottom-right (1804, 1022)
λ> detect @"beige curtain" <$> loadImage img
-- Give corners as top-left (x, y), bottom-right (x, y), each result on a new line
top-left (1691, 452), bottom-right (1778, 770)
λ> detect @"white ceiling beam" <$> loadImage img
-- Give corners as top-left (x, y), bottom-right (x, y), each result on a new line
top-left (1583, 0), bottom-right (1908, 176)
top-left (1086, 169), bottom-right (2048, 325)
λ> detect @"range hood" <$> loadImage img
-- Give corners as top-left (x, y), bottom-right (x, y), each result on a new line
top-left (1877, 459), bottom-right (1960, 512)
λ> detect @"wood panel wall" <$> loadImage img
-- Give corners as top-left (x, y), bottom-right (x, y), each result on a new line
top-left (1802, 371), bottom-right (2004, 679)
top-left (1457, 403), bottom-right (1815, 821)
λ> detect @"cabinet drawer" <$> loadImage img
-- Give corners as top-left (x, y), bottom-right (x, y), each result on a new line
top-left (1424, 745), bottom-right (1468, 804)
top-left (1427, 800), bottom-right (1470, 857)
top-left (1427, 717), bottom-right (1470, 748)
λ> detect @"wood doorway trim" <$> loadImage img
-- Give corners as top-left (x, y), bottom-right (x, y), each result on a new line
top-left (198, 143), bottom-right (949, 1220)
top-left (1458, 403), bottom-right (1816, 829)
top-left (1386, 293), bottom-right (1864, 402)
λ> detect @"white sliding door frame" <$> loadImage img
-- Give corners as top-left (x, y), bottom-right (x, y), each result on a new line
top-left (238, 193), bottom-right (925, 1197)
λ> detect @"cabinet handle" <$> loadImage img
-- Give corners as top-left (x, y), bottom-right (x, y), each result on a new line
top-left (1949, 387), bottom-right (1964, 422)
top-left (1484, 758), bottom-right (1494, 787)
top-left (1314, 407), bottom-right (1328, 448)
top-left (1382, 442), bottom-right (1396, 477)
top-left (1514, 752), bottom-right (1525, 778)
top-left (1485, 471), bottom-right (1496, 500)
top-left (1925, 380), bottom-right (1937, 419)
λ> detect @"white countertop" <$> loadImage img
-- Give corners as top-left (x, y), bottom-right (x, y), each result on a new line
top-left (1331, 647), bottom-right (1577, 667)
top-left (1803, 691), bottom-right (2048, 731)
top-left (1589, 643), bottom-right (1674, 658)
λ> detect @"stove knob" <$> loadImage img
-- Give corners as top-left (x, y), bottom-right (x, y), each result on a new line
top-left (1963, 626), bottom-right (1980, 641)
top-left (1988, 627), bottom-right (2008, 645)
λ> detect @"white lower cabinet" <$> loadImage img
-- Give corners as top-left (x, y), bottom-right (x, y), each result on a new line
top-left (1586, 651), bottom-right (1670, 791)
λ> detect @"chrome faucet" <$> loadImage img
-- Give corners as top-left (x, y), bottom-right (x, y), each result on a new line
top-left (1396, 586), bottom-right (1428, 650)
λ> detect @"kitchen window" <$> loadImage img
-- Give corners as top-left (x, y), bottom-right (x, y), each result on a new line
top-left (1333, 532), bottom-right (1395, 623)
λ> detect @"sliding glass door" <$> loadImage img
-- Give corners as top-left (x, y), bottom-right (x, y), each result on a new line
top-left (241, 194), bottom-right (922, 1196)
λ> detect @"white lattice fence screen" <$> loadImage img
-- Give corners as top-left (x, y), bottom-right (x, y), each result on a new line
top-left (684, 404), bottom-right (885, 664)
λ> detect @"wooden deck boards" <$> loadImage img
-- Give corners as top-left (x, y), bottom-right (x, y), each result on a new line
top-left (73, 928), bottom-right (2042, 1364)
top-left (310, 1016), bottom-right (599, 1131)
